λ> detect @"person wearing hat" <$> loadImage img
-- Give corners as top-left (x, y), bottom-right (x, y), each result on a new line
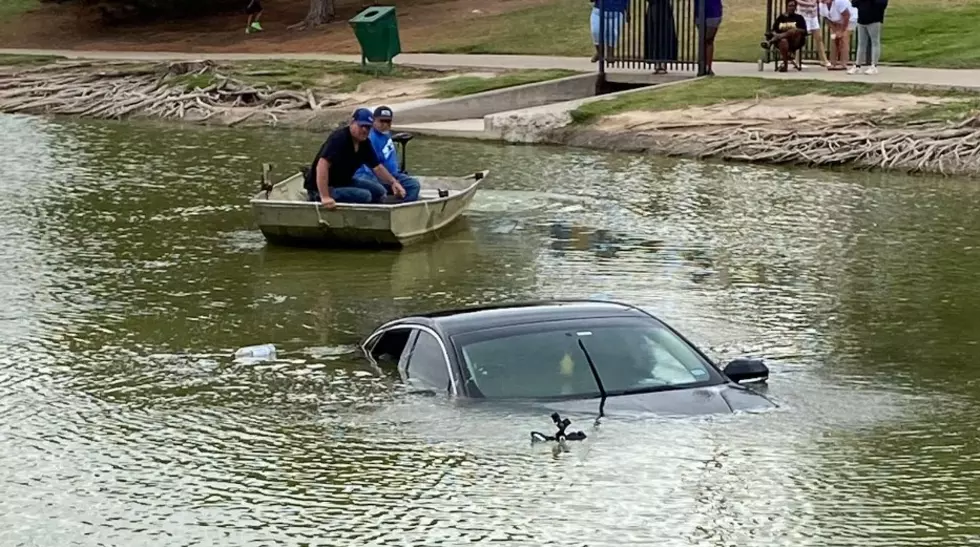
top-left (353, 105), bottom-right (421, 203)
top-left (303, 107), bottom-right (406, 208)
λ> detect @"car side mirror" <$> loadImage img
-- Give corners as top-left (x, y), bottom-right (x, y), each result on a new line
top-left (723, 358), bottom-right (769, 384)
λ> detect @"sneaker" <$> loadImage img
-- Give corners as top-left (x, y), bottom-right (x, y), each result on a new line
top-left (847, 65), bottom-right (862, 75)
top-left (865, 65), bottom-right (878, 75)
top-left (251, 21), bottom-right (263, 31)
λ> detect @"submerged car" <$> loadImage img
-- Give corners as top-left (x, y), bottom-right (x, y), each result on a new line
top-left (360, 300), bottom-right (777, 416)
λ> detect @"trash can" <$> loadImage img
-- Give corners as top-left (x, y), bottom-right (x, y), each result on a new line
top-left (348, 6), bottom-right (401, 71)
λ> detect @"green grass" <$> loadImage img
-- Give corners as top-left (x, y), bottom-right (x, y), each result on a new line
top-left (174, 61), bottom-right (578, 97)
top-left (880, 2), bottom-right (980, 68)
top-left (217, 60), bottom-right (445, 92)
top-left (416, 0), bottom-right (980, 69)
top-left (0, 0), bottom-right (38, 20)
top-left (430, 69), bottom-right (580, 98)
top-left (0, 53), bottom-right (62, 66)
top-left (421, 0), bottom-right (592, 56)
top-left (885, 98), bottom-right (980, 124)
top-left (569, 77), bottom-right (974, 124)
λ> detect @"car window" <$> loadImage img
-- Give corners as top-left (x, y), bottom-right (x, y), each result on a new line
top-left (456, 320), bottom-right (720, 399)
top-left (368, 328), bottom-right (414, 364)
top-left (405, 330), bottom-right (452, 394)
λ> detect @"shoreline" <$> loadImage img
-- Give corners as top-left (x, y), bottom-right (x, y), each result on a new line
top-left (2, 57), bottom-right (979, 178)
top-left (547, 119), bottom-right (980, 178)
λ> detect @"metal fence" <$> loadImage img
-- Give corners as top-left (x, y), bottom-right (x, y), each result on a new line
top-left (596, 0), bottom-right (708, 76)
top-left (763, 0), bottom-right (860, 66)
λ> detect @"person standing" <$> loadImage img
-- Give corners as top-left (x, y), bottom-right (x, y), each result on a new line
top-left (850, 0), bottom-right (887, 74)
top-left (244, 0), bottom-right (263, 34)
top-left (590, 0), bottom-right (630, 63)
top-left (822, 0), bottom-right (856, 70)
top-left (696, 0), bottom-right (723, 75)
top-left (796, 0), bottom-right (831, 68)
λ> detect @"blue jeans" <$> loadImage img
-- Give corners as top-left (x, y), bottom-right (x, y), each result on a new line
top-left (307, 178), bottom-right (387, 204)
top-left (351, 172), bottom-right (421, 203)
top-left (393, 172), bottom-right (421, 203)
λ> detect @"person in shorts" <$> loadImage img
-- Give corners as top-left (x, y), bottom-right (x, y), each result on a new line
top-left (589, 0), bottom-right (630, 62)
top-left (245, 0), bottom-right (263, 34)
top-left (796, 0), bottom-right (831, 67)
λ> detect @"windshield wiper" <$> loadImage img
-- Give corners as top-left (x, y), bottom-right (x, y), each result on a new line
top-left (577, 337), bottom-right (607, 418)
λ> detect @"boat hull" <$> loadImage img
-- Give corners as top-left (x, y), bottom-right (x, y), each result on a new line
top-left (250, 170), bottom-right (487, 248)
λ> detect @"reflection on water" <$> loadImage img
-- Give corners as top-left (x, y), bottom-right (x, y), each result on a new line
top-left (2, 114), bottom-right (980, 545)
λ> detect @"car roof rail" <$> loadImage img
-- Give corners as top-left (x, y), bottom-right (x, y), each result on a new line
top-left (412, 298), bottom-right (649, 320)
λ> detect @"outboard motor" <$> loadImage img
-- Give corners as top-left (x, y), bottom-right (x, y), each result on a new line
top-left (391, 132), bottom-right (414, 174)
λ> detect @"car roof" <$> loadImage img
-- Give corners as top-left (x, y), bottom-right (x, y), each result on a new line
top-left (381, 299), bottom-right (658, 338)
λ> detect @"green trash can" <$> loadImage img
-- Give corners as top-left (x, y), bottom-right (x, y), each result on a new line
top-left (348, 5), bottom-right (401, 72)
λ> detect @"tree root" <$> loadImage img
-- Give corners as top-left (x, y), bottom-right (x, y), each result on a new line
top-left (599, 116), bottom-right (980, 176)
top-left (0, 60), bottom-right (329, 126)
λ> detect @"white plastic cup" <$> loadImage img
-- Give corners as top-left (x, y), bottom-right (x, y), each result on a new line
top-left (234, 343), bottom-right (277, 361)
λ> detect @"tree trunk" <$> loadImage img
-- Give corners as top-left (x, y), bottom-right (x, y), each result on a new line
top-left (299, 0), bottom-right (334, 27)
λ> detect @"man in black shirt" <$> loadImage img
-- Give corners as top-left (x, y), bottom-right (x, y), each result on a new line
top-left (763, 0), bottom-right (808, 72)
top-left (303, 108), bottom-right (406, 209)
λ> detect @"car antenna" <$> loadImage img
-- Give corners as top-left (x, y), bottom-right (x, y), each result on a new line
top-left (529, 335), bottom-right (607, 445)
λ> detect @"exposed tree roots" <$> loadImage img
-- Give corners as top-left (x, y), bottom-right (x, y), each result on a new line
top-left (562, 117), bottom-right (980, 176)
top-left (0, 60), bottom-right (341, 126)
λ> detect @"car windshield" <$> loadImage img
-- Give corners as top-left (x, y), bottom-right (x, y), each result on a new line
top-left (454, 318), bottom-right (723, 399)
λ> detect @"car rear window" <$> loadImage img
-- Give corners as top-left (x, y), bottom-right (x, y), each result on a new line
top-left (454, 318), bottom-right (723, 399)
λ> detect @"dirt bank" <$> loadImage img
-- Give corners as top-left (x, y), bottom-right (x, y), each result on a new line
top-left (547, 92), bottom-right (980, 177)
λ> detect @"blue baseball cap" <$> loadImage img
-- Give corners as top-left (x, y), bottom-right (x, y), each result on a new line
top-left (351, 107), bottom-right (374, 126)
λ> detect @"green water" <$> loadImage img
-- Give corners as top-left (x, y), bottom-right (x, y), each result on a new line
top-left (2, 114), bottom-right (980, 546)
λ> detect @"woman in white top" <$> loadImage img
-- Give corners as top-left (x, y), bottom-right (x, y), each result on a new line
top-left (821, 0), bottom-right (857, 70)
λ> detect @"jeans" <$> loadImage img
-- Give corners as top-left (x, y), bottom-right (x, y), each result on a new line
top-left (306, 178), bottom-right (387, 204)
top-left (351, 172), bottom-right (422, 203)
top-left (392, 172), bottom-right (421, 202)
top-left (856, 22), bottom-right (882, 66)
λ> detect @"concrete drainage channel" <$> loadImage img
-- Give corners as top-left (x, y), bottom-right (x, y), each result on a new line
top-left (365, 71), bottom-right (695, 144)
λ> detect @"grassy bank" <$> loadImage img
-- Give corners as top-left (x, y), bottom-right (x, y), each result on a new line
top-left (422, 0), bottom-right (980, 69)
top-left (570, 77), bottom-right (980, 124)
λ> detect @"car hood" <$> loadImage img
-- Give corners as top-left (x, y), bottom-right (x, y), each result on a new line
top-left (525, 382), bottom-right (775, 417)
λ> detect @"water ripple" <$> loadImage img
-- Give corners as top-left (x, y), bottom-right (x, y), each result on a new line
top-left (1, 115), bottom-right (979, 546)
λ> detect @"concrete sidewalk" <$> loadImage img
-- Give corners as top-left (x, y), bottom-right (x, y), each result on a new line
top-left (3, 48), bottom-right (980, 90)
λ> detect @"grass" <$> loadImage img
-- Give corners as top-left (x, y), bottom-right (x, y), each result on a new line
top-left (569, 76), bottom-right (976, 124)
top-left (170, 61), bottom-right (578, 97)
top-left (220, 60), bottom-right (444, 92)
top-left (429, 69), bottom-right (580, 97)
top-left (0, 0), bottom-right (38, 20)
top-left (418, 0), bottom-right (980, 69)
top-left (887, 97), bottom-right (980, 124)
top-left (0, 53), bottom-right (62, 66)
top-left (421, 0), bottom-right (591, 56)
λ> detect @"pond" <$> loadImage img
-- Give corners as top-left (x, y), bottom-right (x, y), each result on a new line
top-left (2, 114), bottom-right (979, 546)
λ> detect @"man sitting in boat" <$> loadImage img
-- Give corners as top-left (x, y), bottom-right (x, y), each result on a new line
top-left (353, 106), bottom-right (421, 203)
top-left (303, 108), bottom-right (407, 209)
